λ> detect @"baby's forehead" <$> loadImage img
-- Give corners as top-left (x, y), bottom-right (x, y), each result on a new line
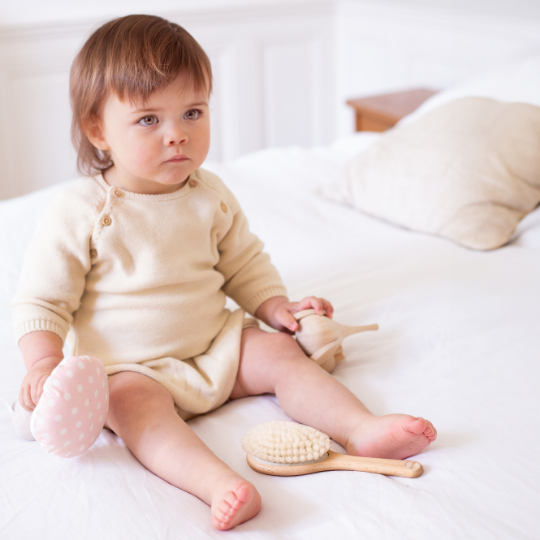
top-left (117, 78), bottom-right (210, 108)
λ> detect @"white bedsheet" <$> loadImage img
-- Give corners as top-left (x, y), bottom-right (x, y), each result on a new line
top-left (1, 132), bottom-right (539, 539)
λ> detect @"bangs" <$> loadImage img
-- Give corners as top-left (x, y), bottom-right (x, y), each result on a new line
top-left (102, 18), bottom-right (211, 103)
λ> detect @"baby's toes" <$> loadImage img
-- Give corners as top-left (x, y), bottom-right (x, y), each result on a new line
top-left (223, 489), bottom-right (244, 511)
top-left (403, 416), bottom-right (428, 436)
top-left (234, 483), bottom-right (253, 506)
top-left (211, 478), bottom-right (261, 531)
top-left (212, 491), bottom-right (244, 530)
top-left (424, 421), bottom-right (437, 441)
top-left (212, 505), bottom-right (232, 529)
top-left (217, 498), bottom-right (235, 518)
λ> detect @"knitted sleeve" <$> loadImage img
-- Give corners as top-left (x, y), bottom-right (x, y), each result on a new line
top-left (213, 185), bottom-right (288, 317)
top-left (11, 180), bottom-right (102, 344)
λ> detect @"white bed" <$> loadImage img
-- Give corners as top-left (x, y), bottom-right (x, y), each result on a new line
top-left (1, 56), bottom-right (540, 539)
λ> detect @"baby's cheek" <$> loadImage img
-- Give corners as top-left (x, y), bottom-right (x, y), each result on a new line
top-left (129, 144), bottom-right (157, 171)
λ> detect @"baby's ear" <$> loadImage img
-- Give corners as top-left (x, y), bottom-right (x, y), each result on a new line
top-left (84, 115), bottom-right (109, 151)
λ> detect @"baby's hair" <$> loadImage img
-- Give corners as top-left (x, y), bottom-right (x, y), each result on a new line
top-left (70, 14), bottom-right (213, 176)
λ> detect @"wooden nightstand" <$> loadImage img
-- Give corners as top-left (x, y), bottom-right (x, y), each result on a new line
top-left (347, 88), bottom-right (438, 132)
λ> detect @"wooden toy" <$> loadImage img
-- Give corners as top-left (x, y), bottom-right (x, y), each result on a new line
top-left (293, 309), bottom-right (379, 372)
top-left (241, 421), bottom-right (423, 478)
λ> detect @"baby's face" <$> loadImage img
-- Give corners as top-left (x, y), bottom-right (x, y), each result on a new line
top-left (94, 76), bottom-right (210, 194)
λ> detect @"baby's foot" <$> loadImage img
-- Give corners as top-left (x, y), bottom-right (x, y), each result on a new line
top-left (347, 414), bottom-right (437, 460)
top-left (211, 475), bottom-right (261, 531)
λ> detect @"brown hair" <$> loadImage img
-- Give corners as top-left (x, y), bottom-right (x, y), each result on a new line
top-left (70, 14), bottom-right (213, 176)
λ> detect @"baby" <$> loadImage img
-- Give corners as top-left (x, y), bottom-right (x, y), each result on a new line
top-left (12, 15), bottom-right (437, 531)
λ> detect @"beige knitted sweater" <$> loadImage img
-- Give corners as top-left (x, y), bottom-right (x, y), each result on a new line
top-left (11, 169), bottom-right (287, 413)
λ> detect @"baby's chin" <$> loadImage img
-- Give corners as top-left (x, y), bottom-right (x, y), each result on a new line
top-left (116, 171), bottom-right (191, 195)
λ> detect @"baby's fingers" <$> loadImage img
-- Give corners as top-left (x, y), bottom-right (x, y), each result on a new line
top-left (30, 378), bottom-right (40, 410)
top-left (33, 373), bottom-right (49, 407)
top-left (321, 299), bottom-right (334, 319)
top-left (279, 308), bottom-right (300, 333)
top-left (297, 296), bottom-right (327, 316)
top-left (19, 382), bottom-right (35, 412)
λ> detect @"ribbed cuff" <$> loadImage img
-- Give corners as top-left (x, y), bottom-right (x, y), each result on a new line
top-left (244, 285), bottom-right (288, 317)
top-left (14, 319), bottom-right (67, 345)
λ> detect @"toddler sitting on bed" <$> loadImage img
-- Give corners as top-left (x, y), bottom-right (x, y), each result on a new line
top-left (12, 15), bottom-right (437, 531)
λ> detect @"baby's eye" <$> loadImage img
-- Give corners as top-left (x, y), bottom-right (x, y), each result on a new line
top-left (138, 115), bottom-right (158, 126)
top-left (184, 109), bottom-right (201, 120)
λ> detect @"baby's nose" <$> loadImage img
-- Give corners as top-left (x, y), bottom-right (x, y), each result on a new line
top-left (165, 125), bottom-right (187, 145)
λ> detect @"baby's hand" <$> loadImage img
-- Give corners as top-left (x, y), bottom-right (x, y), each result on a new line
top-left (19, 357), bottom-right (62, 412)
top-left (256, 296), bottom-right (334, 334)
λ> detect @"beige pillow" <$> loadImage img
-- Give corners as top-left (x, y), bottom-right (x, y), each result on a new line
top-left (321, 97), bottom-right (540, 250)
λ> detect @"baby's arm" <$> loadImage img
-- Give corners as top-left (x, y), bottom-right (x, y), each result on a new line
top-left (18, 331), bottom-right (64, 411)
top-left (206, 171), bottom-right (334, 327)
top-left (12, 183), bottom-right (97, 411)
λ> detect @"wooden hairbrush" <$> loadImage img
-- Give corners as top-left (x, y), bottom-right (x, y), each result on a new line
top-left (241, 421), bottom-right (423, 479)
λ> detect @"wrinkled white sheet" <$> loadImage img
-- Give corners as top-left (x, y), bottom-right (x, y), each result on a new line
top-left (1, 132), bottom-right (539, 539)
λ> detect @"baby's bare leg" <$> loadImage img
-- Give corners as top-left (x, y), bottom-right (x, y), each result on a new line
top-left (105, 372), bottom-right (260, 530)
top-left (230, 328), bottom-right (436, 459)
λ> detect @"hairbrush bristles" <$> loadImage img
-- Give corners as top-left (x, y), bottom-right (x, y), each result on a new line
top-left (241, 421), bottom-right (332, 464)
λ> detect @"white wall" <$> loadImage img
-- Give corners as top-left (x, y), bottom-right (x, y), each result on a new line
top-left (0, 0), bottom-right (314, 25)
top-left (2, 0), bottom-right (540, 25)
top-left (353, 0), bottom-right (540, 19)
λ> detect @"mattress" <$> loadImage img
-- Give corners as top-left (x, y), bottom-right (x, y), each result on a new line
top-left (1, 129), bottom-right (539, 539)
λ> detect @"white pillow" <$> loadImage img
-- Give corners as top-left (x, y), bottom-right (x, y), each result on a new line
top-left (321, 97), bottom-right (540, 250)
top-left (400, 50), bottom-right (540, 126)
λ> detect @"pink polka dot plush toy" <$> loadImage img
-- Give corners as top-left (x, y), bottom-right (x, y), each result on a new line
top-left (30, 355), bottom-right (109, 458)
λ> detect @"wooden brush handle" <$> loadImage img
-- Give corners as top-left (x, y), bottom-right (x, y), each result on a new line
top-left (247, 450), bottom-right (423, 478)
top-left (323, 450), bottom-right (423, 478)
